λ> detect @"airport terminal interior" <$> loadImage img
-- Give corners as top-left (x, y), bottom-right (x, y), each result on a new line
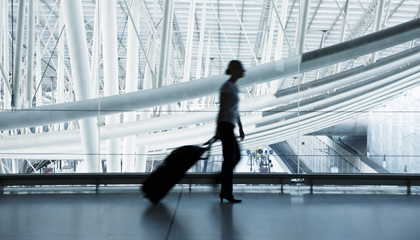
top-left (1, 0), bottom-right (420, 239)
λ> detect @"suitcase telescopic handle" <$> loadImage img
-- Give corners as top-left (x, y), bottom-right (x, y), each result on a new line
top-left (200, 136), bottom-right (218, 160)
top-left (203, 136), bottom-right (218, 147)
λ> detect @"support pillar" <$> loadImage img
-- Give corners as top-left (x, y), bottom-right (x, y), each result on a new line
top-left (182, 0), bottom-right (196, 111)
top-left (56, 6), bottom-right (65, 131)
top-left (334, 0), bottom-right (350, 74)
top-left (91, 0), bottom-right (101, 98)
top-left (101, 1), bottom-right (121, 172)
top-left (1, 0), bottom-right (10, 110)
top-left (12, 0), bottom-right (26, 109)
top-left (370, 0), bottom-right (385, 63)
top-left (24, 0), bottom-right (35, 109)
top-left (2, 0), bottom-right (15, 173)
top-left (274, 0), bottom-right (288, 60)
top-left (294, 0), bottom-right (310, 56)
top-left (182, 0), bottom-right (196, 84)
top-left (122, 1), bottom-right (140, 173)
top-left (62, 0), bottom-right (100, 172)
top-left (315, 30), bottom-right (328, 80)
top-left (36, 0), bottom-right (43, 133)
top-left (197, 0), bottom-right (207, 108)
top-left (135, 145), bottom-right (148, 172)
top-left (157, 0), bottom-right (174, 88)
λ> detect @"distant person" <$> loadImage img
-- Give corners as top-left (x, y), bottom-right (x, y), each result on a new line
top-left (216, 60), bottom-right (245, 203)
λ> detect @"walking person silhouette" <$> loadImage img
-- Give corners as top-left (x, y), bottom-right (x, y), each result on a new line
top-left (216, 60), bottom-right (245, 203)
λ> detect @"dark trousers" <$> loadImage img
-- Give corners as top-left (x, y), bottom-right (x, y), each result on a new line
top-left (219, 122), bottom-right (241, 197)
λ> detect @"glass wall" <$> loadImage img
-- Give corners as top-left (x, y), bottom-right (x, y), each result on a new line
top-left (0, 0), bottom-right (419, 176)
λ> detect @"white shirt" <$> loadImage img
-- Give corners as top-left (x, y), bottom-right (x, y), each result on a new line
top-left (218, 81), bottom-right (239, 125)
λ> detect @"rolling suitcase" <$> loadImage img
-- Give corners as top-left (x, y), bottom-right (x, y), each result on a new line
top-left (142, 137), bottom-right (217, 204)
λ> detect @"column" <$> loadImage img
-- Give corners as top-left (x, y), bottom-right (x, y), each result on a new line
top-left (62, 0), bottom-right (100, 172)
top-left (101, 0), bottom-right (121, 172)
top-left (12, 0), bottom-right (25, 109)
top-left (122, 1), bottom-right (140, 172)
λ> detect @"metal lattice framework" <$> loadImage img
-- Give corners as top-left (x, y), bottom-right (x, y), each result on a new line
top-left (0, 0), bottom-right (419, 173)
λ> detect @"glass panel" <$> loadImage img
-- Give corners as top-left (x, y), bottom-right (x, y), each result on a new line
top-left (1, 0), bottom-right (419, 177)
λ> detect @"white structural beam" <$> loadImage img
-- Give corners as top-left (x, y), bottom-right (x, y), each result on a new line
top-left (294, 0), bottom-right (310, 56)
top-left (371, 0), bottom-right (386, 63)
top-left (91, 0), bottom-right (101, 98)
top-left (157, 0), bottom-right (174, 88)
top-left (274, 0), bottom-right (289, 60)
top-left (24, 0), bottom-right (35, 109)
top-left (2, 0), bottom-right (11, 111)
top-left (0, 18), bottom-right (420, 131)
top-left (12, 0), bottom-right (26, 109)
top-left (101, 0), bottom-right (121, 172)
top-left (4, 68), bottom-right (418, 159)
top-left (196, 0), bottom-right (207, 80)
top-left (181, 0), bottom-right (196, 110)
top-left (123, 0), bottom-right (140, 173)
top-left (61, 0), bottom-right (100, 172)
top-left (182, 0), bottom-right (195, 83)
top-left (2, 45), bottom-right (420, 156)
top-left (334, 0), bottom-right (350, 74)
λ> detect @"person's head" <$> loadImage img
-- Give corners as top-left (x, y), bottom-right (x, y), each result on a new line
top-left (226, 60), bottom-right (245, 81)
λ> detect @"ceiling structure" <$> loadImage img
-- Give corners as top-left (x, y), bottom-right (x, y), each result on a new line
top-left (1, 0), bottom-right (420, 172)
top-left (2, 0), bottom-right (419, 99)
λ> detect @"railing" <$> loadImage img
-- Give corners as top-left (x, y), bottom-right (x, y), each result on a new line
top-left (1, 173), bottom-right (420, 195)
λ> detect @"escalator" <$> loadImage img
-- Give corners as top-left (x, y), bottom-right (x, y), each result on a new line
top-left (269, 142), bottom-right (312, 174)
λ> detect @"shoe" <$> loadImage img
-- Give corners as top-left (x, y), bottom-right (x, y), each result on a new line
top-left (220, 195), bottom-right (242, 203)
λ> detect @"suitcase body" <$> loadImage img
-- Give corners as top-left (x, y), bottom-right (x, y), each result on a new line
top-left (142, 141), bottom-right (213, 204)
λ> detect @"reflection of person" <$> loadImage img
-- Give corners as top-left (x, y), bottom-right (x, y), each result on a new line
top-left (216, 60), bottom-right (245, 203)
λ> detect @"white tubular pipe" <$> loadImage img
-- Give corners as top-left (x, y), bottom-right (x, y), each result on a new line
top-left (1, 45), bottom-right (420, 151)
top-left (265, 1), bottom-right (277, 63)
top-left (141, 69), bottom-right (420, 151)
top-left (135, 145), bottom-right (148, 172)
top-left (4, 67), bottom-right (418, 158)
top-left (157, 0), bottom-right (174, 88)
top-left (62, 0), bottom-right (100, 172)
top-left (1, 79), bottom-right (416, 159)
top-left (371, 0), bottom-right (386, 63)
top-left (0, 0), bottom-right (3, 109)
top-left (12, 0), bottom-right (26, 109)
top-left (1, 18), bottom-right (420, 131)
top-left (25, 0), bottom-right (35, 109)
top-left (294, 0), bottom-right (310, 56)
top-left (0, 56), bottom-right (299, 130)
top-left (0, 45), bottom-right (420, 150)
top-left (276, 46), bottom-right (420, 102)
top-left (196, 0), bottom-right (207, 80)
top-left (101, 0), bottom-right (121, 172)
top-left (183, 0), bottom-right (195, 83)
top-left (56, 7), bottom-right (65, 131)
top-left (35, 1), bottom-right (42, 110)
top-left (334, 0), bottom-right (350, 74)
top-left (181, 0), bottom-right (196, 110)
top-left (123, 1), bottom-right (140, 173)
top-left (2, 0), bottom-right (11, 111)
top-left (246, 77), bottom-right (420, 147)
top-left (307, 115), bottom-right (368, 135)
top-left (91, 0), bottom-right (101, 98)
top-left (274, 0), bottom-right (288, 60)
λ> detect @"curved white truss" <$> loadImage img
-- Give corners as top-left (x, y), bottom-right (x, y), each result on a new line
top-left (0, 4), bottom-right (420, 168)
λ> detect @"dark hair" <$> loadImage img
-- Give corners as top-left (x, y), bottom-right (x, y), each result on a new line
top-left (225, 60), bottom-right (243, 75)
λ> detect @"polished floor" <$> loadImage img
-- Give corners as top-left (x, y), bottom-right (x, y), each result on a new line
top-left (1, 185), bottom-right (419, 240)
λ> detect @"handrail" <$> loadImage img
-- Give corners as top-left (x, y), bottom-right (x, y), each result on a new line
top-left (1, 173), bottom-right (419, 194)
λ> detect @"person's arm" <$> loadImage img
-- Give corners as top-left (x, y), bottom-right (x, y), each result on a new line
top-left (216, 92), bottom-right (228, 139)
top-left (237, 116), bottom-right (245, 141)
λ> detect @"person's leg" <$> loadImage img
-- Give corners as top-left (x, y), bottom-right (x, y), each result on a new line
top-left (233, 137), bottom-right (241, 169)
top-left (220, 122), bottom-right (235, 198)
